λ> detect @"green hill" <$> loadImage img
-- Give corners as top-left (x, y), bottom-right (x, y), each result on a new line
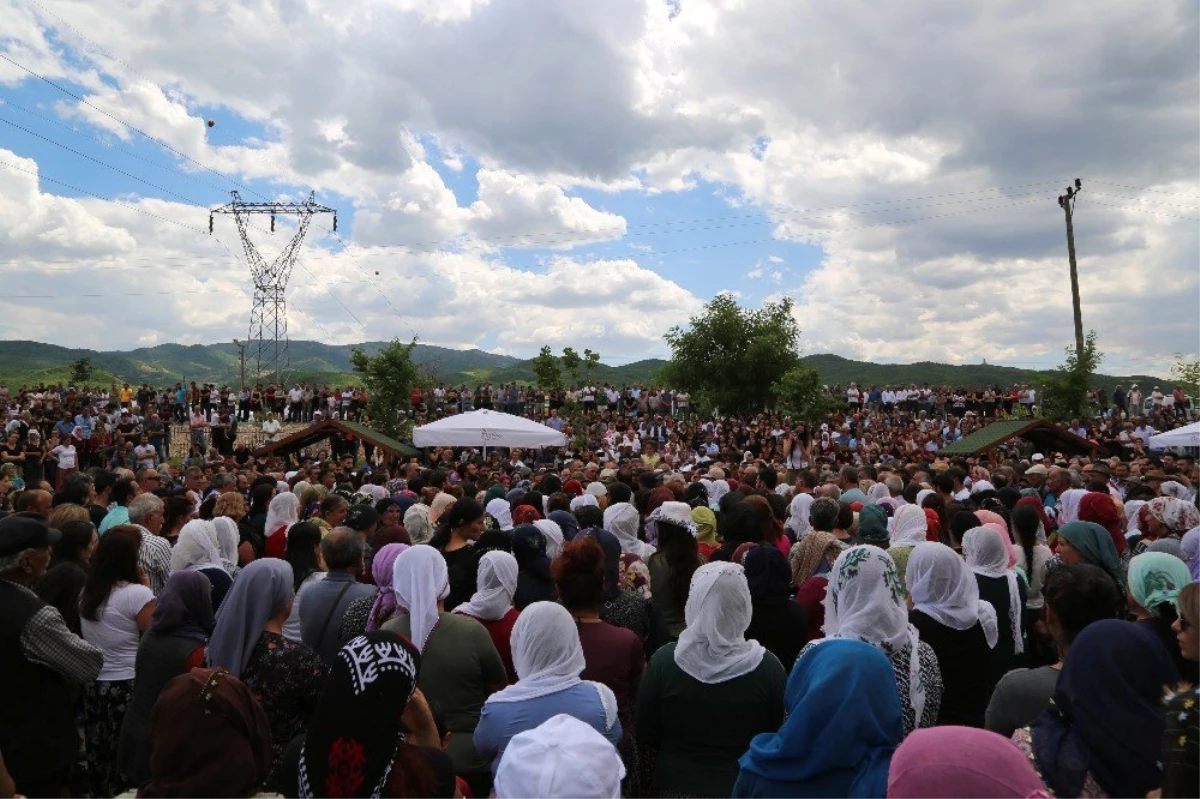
top-left (0, 340), bottom-right (1165, 392)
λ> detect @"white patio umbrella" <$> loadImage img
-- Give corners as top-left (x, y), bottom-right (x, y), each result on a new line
top-left (412, 409), bottom-right (568, 450)
top-left (1148, 421), bottom-right (1200, 449)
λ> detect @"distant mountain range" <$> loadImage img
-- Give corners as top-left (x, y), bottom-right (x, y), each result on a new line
top-left (0, 339), bottom-right (1165, 392)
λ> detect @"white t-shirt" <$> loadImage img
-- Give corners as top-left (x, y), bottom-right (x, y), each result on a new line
top-left (134, 444), bottom-right (157, 468)
top-left (80, 581), bottom-right (155, 681)
top-left (52, 444), bottom-right (77, 469)
top-left (283, 571), bottom-right (326, 642)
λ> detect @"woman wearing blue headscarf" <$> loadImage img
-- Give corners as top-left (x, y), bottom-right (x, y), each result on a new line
top-left (733, 639), bottom-right (902, 798)
top-left (207, 558), bottom-right (327, 782)
top-left (1013, 619), bottom-right (1179, 798)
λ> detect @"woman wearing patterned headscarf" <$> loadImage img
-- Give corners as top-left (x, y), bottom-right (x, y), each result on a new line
top-left (788, 531), bottom-right (842, 642)
top-left (1137, 496), bottom-right (1200, 555)
top-left (798, 545), bottom-right (943, 734)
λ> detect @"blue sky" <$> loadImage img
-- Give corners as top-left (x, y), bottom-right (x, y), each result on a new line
top-left (0, 0), bottom-right (1195, 376)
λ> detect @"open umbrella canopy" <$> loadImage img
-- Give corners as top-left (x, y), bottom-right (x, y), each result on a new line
top-left (1148, 421), bottom-right (1200, 449)
top-left (412, 409), bottom-right (568, 449)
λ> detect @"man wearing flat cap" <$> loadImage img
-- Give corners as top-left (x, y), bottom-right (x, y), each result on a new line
top-left (0, 513), bottom-right (103, 797)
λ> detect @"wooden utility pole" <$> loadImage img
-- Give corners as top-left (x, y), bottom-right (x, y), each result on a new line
top-left (1058, 179), bottom-right (1084, 356)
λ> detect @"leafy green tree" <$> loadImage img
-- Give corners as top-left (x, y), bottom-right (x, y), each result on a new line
top-left (349, 338), bottom-right (422, 440)
top-left (1043, 331), bottom-right (1104, 422)
top-left (773, 365), bottom-right (835, 420)
top-left (663, 294), bottom-right (802, 413)
top-left (70, 357), bottom-right (93, 384)
top-left (561, 347), bottom-right (582, 384)
top-left (531, 346), bottom-right (563, 390)
top-left (1171, 353), bottom-right (1200, 398)
top-left (583, 348), bottom-right (601, 378)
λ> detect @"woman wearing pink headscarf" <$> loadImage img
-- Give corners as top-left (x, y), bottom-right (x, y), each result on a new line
top-left (887, 726), bottom-right (1048, 798)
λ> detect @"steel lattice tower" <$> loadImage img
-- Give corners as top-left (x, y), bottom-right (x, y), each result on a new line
top-left (210, 191), bottom-right (336, 383)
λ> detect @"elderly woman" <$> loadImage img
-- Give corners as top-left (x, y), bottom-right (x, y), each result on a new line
top-left (262, 491), bottom-right (299, 559)
top-left (963, 526), bottom-right (1027, 688)
top-left (733, 640), bottom-right (902, 798)
top-left (799, 545), bottom-right (943, 734)
top-left (1136, 496), bottom-right (1200, 555)
top-left (789, 531), bottom-right (843, 641)
top-left (636, 562), bottom-right (787, 798)
top-left (170, 519), bottom-right (234, 610)
top-left (474, 602), bottom-right (622, 774)
top-left (1127, 551), bottom-right (1195, 684)
top-left (1012, 620), bottom-right (1178, 798)
top-left (453, 550), bottom-right (521, 682)
top-left (383, 545), bottom-right (507, 797)
top-left (905, 542), bottom-right (997, 727)
top-left (206, 558), bottom-right (327, 782)
top-left (886, 504), bottom-right (928, 589)
top-left (603, 501), bottom-right (654, 599)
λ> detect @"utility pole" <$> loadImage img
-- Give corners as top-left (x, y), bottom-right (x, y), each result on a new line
top-left (1058, 178), bottom-right (1084, 356)
top-left (232, 339), bottom-right (246, 393)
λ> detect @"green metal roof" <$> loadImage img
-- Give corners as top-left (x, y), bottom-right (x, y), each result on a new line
top-left (254, 418), bottom-right (419, 459)
top-left (937, 419), bottom-right (1094, 457)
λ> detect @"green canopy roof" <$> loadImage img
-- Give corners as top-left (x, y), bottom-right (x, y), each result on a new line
top-left (937, 419), bottom-right (1096, 457)
top-left (253, 418), bottom-right (419, 460)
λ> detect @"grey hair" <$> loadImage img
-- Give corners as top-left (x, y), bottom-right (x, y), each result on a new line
top-left (0, 548), bottom-right (40, 574)
top-left (321, 527), bottom-right (365, 570)
top-left (211, 473), bottom-right (237, 490)
top-left (884, 475), bottom-right (903, 496)
top-left (127, 493), bottom-right (165, 525)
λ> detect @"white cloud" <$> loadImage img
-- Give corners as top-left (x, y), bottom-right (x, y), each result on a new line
top-left (0, 0), bottom-right (1194, 372)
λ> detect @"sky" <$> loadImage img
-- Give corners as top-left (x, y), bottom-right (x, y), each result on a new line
top-left (0, 0), bottom-right (1197, 375)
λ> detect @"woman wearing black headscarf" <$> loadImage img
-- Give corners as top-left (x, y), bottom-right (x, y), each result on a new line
top-left (118, 570), bottom-right (216, 787)
top-left (278, 631), bottom-right (456, 798)
top-left (743, 545), bottom-right (809, 671)
top-left (512, 524), bottom-right (556, 610)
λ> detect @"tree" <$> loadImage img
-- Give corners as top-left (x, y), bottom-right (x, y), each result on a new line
top-left (583, 348), bottom-right (600, 378)
top-left (349, 338), bottom-right (422, 440)
top-left (531, 346), bottom-right (563, 390)
top-left (663, 294), bottom-right (802, 413)
top-left (773, 365), bottom-right (836, 420)
top-left (1043, 331), bottom-right (1104, 422)
top-left (1170, 352), bottom-right (1200, 398)
top-left (561, 347), bottom-right (582, 384)
top-left (70, 357), bottom-right (93, 385)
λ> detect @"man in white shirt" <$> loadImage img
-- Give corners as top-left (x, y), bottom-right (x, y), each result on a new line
top-left (846, 383), bottom-right (860, 408)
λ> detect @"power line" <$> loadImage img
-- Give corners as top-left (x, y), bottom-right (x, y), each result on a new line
top-left (1085, 179), bottom-right (1200, 201)
top-left (1083, 199), bottom-right (1200, 221)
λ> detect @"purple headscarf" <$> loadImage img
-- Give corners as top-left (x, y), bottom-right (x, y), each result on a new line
top-left (366, 543), bottom-right (410, 631)
top-left (149, 571), bottom-right (216, 642)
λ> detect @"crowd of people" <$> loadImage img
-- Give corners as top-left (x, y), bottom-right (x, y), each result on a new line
top-left (0, 372), bottom-right (1197, 798)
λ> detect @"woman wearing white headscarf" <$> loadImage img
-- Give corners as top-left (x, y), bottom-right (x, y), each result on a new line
top-left (570, 493), bottom-right (600, 513)
top-left (262, 489), bottom-right (297, 556)
top-left (454, 550), bottom-right (521, 682)
top-left (866, 482), bottom-right (889, 504)
top-left (170, 520), bottom-right (235, 609)
top-left (403, 501), bottom-right (435, 545)
top-left (887, 504), bottom-right (929, 591)
top-left (475, 602), bottom-right (621, 774)
top-left (799, 545), bottom-right (942, 735)
top-left (533, 518), bottom-right (564, 561)
top-left (784, 491), bottom-right (814, 540)
top-left (485, 497), bottom-right (514, 532)
top-left (635, 563), bottom-right (787, 798)
top-left (263, 491), bottom-right (299, 559)
top-left (1055, 487), bottom-right (1088, 527)
top-left (383, 545), bottom-right (507, 792)
top-left (210, 516), bottom-right (242, 575)
top-left (206, 558), bottom-right (326, 778)
top-left (708, 479), bottom-right (731, 508)
top-left (905, 542), bottom-right (997, 727)
top-left (963, 526), bottom-right (1027, 688)
top-left (603, 501), bottom-right (654, 600)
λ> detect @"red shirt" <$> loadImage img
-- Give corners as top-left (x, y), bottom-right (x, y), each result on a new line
top-left (794, 576), bottom-right (828, 642)
top-left (458, 607), bottom-right (520, 684)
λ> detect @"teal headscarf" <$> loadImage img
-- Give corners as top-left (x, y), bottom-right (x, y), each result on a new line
top-left (1057, 521), bottom-right (1123, 589)
top-left (734, 639), bottom-right (901, 798)
top-left (857, 504), bottom-right (889, 545)
top-left (1127, 552), bottom-right (1191, 616)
